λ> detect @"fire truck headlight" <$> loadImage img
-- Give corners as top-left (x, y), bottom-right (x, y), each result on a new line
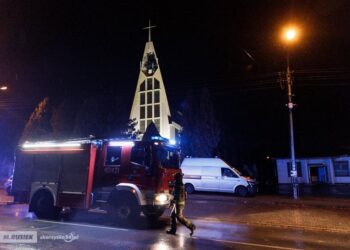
top-left (155, 194), bottom-right (168, 203)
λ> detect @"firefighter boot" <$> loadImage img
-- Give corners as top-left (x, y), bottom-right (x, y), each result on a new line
top-left (166, 229), bottom-right (176, 235)
top-left (190, 224), bottom-right (196, 236)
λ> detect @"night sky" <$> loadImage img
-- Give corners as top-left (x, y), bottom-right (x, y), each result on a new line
top-left (1, 0), bottom-right (350, 165)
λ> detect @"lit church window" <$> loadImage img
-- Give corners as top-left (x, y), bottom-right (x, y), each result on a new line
top-left (140, 93), bottom-right (145, 105)
top-left (154, 104), bottom-right (160, 117)
top-left (147, 105), bottom-right (152, 118)
top-left (140, 120), bottom-right (145, 132)
top-left (140, 106), bottom-right (145, 119)
top-left (154, 79), bottom-right (160, 89)
top-left (147, 78), bottom-right (152, 90)
top-left (147, 92), bottom-right (152, 104)
top-left (154, 91), bottom-right (160, 103)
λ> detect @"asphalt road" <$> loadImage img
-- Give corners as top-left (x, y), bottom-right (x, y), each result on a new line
top-left (0, 193), bottom-right (349, 249)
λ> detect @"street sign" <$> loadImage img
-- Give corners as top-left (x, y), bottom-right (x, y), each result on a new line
top-left (290, 170), bottom-right (297, 177)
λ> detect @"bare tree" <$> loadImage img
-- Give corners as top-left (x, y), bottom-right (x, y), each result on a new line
top-left (20, 97), bottom-right (52, 143)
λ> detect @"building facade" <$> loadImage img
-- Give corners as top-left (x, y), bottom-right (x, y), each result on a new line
top-left (129, 24), bottom-right (181, 140)
top-left (276, 155), bottom-right (350, 184)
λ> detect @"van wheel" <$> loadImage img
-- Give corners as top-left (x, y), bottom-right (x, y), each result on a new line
top-left (185, 184), bottom-right (195, 194)
top-left (235, 186), bottom-right (248, 197)
top-left (31, 191), bottom-right (60, 219)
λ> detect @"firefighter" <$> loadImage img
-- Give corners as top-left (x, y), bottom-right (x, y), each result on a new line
top-left (166, 172), bottom-right (196, 236)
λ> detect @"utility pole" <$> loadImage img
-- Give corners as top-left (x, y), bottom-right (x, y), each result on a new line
top-left (286, 53), bottom-right (299, 200)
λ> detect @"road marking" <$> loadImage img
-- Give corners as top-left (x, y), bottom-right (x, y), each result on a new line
top-left (193, 200), bottom-right (208, 204)
top-left (180, 233), bottom-right (300, 250)
top-left (36, 219), bottom-right (129, 231)
top-left (207, 238), bottom-right (300, 250)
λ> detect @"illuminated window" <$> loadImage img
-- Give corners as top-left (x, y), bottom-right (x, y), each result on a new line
top-left (140, 81), bottom-right (145, 91)
top-left (140, 93), bottom-right (145, 105)
top-left (147, 78), bottom-right (152, 90)
top-left (131, 146), bottom-right (145, 165)
top-left (146, 119), bottom-right (152, 127)
top-left (147, 92), bottom-right (152, 104)
top-left (147, 105), bottom-right (152, 118)
top-left (334, 161), bottom-right (350, 176)
top-left (154, 79), bottom-right (160, 89)
top-left (154, 104), bottom-right (160, 117)
top-left (140, 106), bottom-right (145, 119)
top-left (140, 120), bottom-right (145, 132)
top-left (105, 146), bottom-right (121, 166)
top-left (154, 91), bottom-right (160, 103)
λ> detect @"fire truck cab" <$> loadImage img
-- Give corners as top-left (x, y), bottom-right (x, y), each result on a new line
top-left (12, 137), bottom-right (181, 223)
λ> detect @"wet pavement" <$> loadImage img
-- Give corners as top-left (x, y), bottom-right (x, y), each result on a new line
top-left (0, 190), bottom-right (12, 205)
top-left (0, 203), bottom-right (349, 249)
top-left (1, 189), bottom-right (350, 249)
top-left (185, 193), bottom-right (350, 233)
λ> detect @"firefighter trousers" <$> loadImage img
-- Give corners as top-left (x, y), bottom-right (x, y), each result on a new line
top-left (170, 204), bottom-right (195, 232)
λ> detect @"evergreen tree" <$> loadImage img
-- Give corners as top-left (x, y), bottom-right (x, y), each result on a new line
top-left (124, 118), bottom-right (141, 139)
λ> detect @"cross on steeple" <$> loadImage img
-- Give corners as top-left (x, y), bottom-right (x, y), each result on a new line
top-left (143, 20), bottom-right (156, 42)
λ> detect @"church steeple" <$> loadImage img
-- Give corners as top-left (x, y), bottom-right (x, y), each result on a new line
top-left (129, 22), bottom-right (181, 140)
top-left (141, 21), bottom-right (159, 77)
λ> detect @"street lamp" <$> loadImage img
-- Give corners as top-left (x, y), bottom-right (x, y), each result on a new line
top-left (282, 26), bottom-right (299, 200)
top-left (0, 86), bottom-right (7, 91)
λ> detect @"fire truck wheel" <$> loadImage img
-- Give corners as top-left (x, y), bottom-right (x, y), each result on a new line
top-left (31, 191), bottom-right (60, 220)
top-left (108, 194), bottom-right (140, 225)
top-left (185, 183), bottom-right (195, 194)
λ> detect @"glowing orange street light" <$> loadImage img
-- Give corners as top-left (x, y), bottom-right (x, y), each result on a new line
top-left (281, 26), bottom-right (300, 44)
top-left (0, 86), bottom-right (7, 91)
top-left (281, 24), bottom-right (301, 200)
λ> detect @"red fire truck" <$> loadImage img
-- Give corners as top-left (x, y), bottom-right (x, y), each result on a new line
top-left (12, 137), bottom-right (181, 223)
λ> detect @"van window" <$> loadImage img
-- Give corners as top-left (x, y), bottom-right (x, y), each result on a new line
top-left (221, 168), bottom-right (238, 178)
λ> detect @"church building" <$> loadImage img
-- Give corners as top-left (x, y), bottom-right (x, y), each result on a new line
top-left (130, 22), bottom-right (181, 140)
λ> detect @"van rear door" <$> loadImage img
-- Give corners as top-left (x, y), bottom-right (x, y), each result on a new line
top-left (201, 166), bottom-right (220, 191)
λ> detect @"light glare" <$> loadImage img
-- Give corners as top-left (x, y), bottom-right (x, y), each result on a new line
top-left (22, 142), bottom-right (81, 149)
top-left (281, 25), bottom-right (300, 44)
top-left (286, 29), bottom-right (296, 40)
top-left (109, 141), bottom-right (135, 147)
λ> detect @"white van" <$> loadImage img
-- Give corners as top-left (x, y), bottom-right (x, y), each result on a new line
top-left (181, 158), bottom-right (257, 197)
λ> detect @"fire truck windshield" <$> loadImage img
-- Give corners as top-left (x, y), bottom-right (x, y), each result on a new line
top-left (157, 146), bottom-right (180, 169)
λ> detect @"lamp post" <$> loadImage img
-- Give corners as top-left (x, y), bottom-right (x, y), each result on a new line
top-left (282, 26), bottom-right (299, 199)
top-left (0, 86), bottom-right (7, 91)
